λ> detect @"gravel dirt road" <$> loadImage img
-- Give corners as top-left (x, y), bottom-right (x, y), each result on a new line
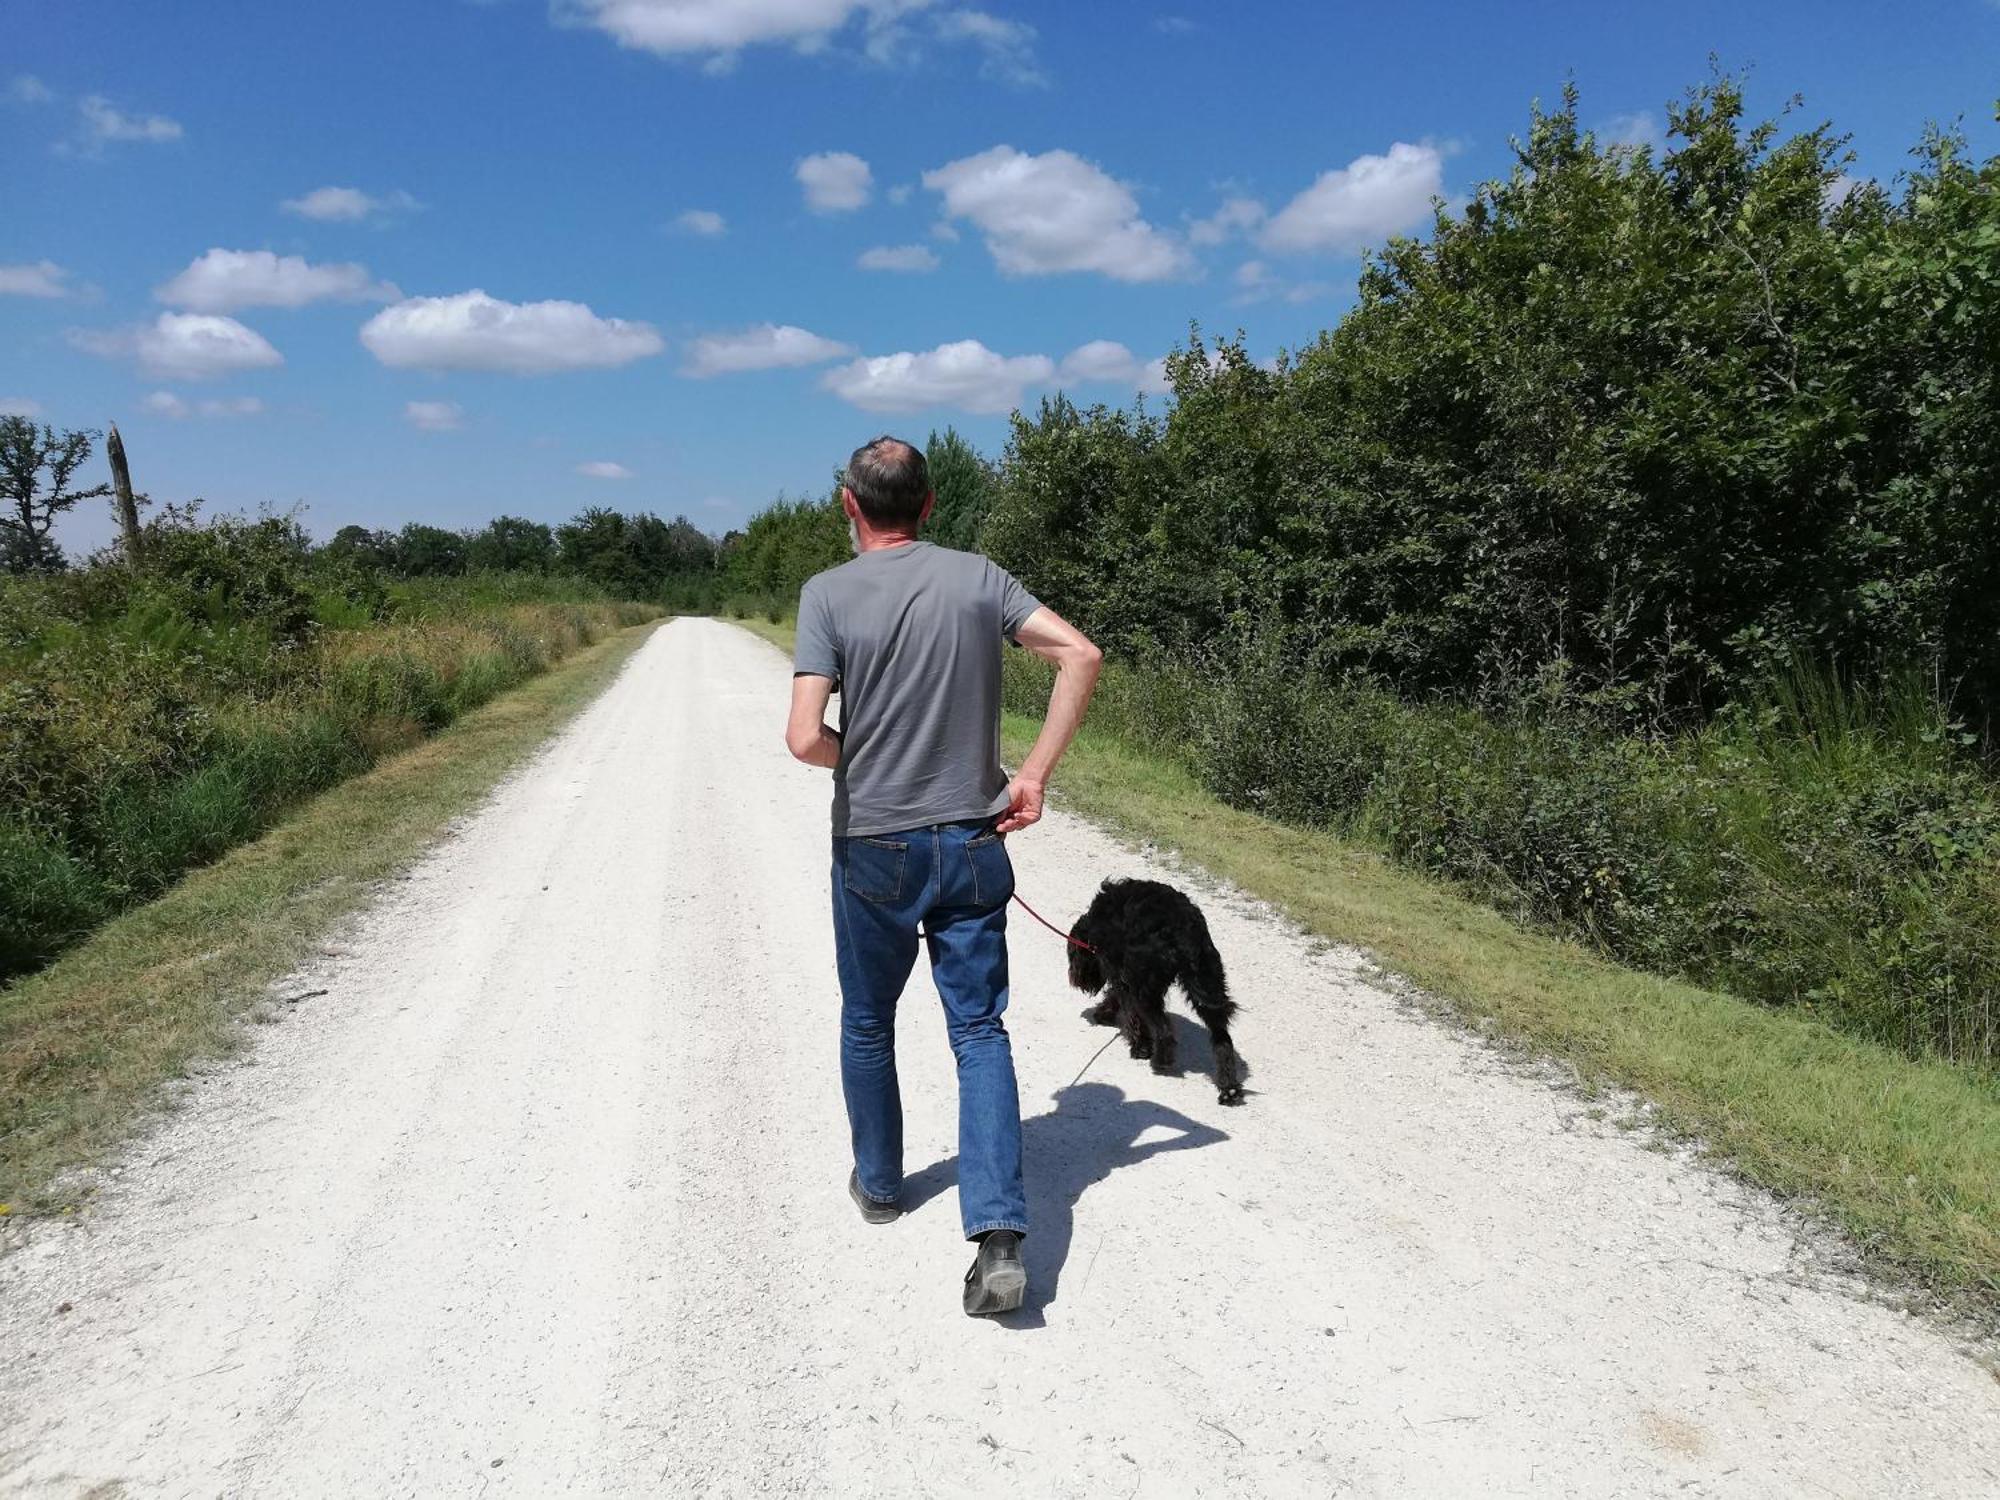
top-left (3, 616), bottom-right (1998, 1498)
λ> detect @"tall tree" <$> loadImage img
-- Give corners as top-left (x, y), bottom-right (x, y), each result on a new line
top-left (924, 426), bottom-right (997, 551)
top-left (467, 515), bottom-right (556, 573)
top-left (396, 522), bottom-right (470, 577)
top-left (0, 417), bottom-right (108, 575)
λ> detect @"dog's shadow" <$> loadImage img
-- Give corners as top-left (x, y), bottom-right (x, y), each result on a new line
top-left (902, 1078), bottom-right (1229, 1326)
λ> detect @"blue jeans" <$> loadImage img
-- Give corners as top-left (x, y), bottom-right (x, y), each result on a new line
top-left (831, 819), bottom-right (1027, 1241)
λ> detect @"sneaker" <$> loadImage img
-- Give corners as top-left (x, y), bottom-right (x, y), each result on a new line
top-left (848, 1170), bottom-right (900, 1224)
top-left (962, 1230), bottom-right (1027, 1316)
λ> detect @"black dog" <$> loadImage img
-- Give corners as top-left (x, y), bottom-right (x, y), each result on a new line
top-left (1067, 878), bottom-right (1246, 1105)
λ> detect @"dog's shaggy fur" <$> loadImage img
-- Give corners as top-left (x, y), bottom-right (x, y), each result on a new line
top-left (1066, 878), bottom-right (1246, 1105)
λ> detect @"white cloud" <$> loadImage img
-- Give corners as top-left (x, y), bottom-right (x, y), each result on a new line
top-left (822, 338), bottom-right (1054, 413)
top-left (934, 9), bottom-right (1045, 86)
top-left (1187, 195), bottom-right (1266, 247)
top-left (1230, 259), bottom-right (1332, 306)
top-left (404, 399), bottom-right (464, 432)
top-left (682, 323), bottom-right (855, 376)
top-left (71, 312), bottom-right (284, 382)
top-left (281, 185), bottom-right (420, 222)
top-left (1138, 357), bottom-right (1171, 396)
top-left (923, 145), bottom-right (1193, 282)
top-left (1259, 142), bottom-right (1442, 255)
top-left (887, 183), bottom-right (913, 205)
top-left (930, 220), bottom-right (960, 242)
top-left (0, 260), bottom-right (74, 298)
top-left (857, 243), bottom-right (940, 273)
top-left (77, 94), bottom-right (182, 146)
top-left (556, 0), bottom-right (1041, 79)
top-left (556, 0), bottom-right (899, 59)
top-left (673, 208), bottom-right (728, 236)
top-left (1155, 16), bottom-right (1196, 34)
top-left (1056, 339), bottom-right (1143, 384)
top-left (155, 249), bottom-right (400, 313)
top-left (577, 460), bottom-right (634, 479)
top-left (797, 151), bottom-right (873, 212)
top-left (142, 391), bottom-right (264, 420)
top-left (8, 75), bottom-right (54, 104)
top-left (0, 396), bottom-right (44, 418)
top-left (359, 290), bottom-right (664, 374)
top-left (1598, 111), bottom-right (1661, 150)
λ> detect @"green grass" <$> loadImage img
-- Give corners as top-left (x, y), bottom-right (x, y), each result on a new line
top-left (737, 615), bottom-right (2000, 1314)
top-left (0, 619), bottom-right (662, 1214)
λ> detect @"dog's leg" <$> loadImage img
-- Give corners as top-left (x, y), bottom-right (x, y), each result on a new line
top-left (1146, 1007), bottom-right (1177, 1076)
top-left (1182, 929), bottom-right (1246, 1105)
top-left (1082, 994), bottom-right (1121, 1027)
top-left (1129, 975), bottom-right (1175, 1075)
top-left (1113, 988), bottom-right (1153, 1059)
top-left (1202, 1017), bottom-right (1246, 1106)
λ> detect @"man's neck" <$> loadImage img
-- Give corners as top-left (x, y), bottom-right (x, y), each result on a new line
top-left (854, 529), bottom-right (921, 554)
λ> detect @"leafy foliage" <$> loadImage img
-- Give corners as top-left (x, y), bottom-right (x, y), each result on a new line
top-left (1, 419), bottom-right (110, 577)
top-left (986, 80), bottom-right (2000, 732)
top-left (923, 426), bottom-right (999, 550)
top-left (0, 546), bottom-right (653, 983)
top-left (972, 77), bottom-right (2000, 1068)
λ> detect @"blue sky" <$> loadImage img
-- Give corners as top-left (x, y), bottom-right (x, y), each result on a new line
top-left (7, 0), bottom-right (1997, 556)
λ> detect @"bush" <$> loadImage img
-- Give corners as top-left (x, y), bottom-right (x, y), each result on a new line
top-left (0, 556), bottom-right (656, 985)
top-left (1005, 643), bottom-right (2000, 1065)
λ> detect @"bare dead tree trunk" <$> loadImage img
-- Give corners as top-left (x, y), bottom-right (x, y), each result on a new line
top-left (107, 421), bottom-right (142, 565)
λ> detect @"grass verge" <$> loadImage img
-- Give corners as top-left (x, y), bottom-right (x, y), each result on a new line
top-left (0, 619), bottom-right (663, 1214)
top-left (738, 616), bottom-right (2000, 1315)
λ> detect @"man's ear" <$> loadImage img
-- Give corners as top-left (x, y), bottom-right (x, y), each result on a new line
top-left (920, 489), bottom-right (936, 525)
top-left (840, 486), bottom-right (860, 522)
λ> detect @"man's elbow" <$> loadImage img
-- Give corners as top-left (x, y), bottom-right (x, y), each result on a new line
top-left (784, 727), bottom-right (817, 762)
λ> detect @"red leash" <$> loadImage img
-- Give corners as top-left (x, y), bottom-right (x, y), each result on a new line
top-left (1012, 891), bottom-right (1094, 953)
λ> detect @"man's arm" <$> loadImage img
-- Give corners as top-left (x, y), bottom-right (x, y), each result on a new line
top-left (786, 674), bottom-right (841, 769)
top-left (996, 607), bottom-right (1102, 834)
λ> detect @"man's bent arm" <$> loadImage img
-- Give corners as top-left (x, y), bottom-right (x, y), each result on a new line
top-left (786, 674), bottom-right (841, 769)
top-left (998, 607), bottom-right (1102, 833)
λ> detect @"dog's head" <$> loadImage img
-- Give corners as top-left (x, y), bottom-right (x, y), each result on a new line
top-left (1066, 915), bottom-right (1103, 993)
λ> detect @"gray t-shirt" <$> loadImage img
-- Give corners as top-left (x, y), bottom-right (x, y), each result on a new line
top-left (794, 541), bottom-right (1042, 838)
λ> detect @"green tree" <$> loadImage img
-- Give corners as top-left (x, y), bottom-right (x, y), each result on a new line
top-left (467, 515), bottom-right (556, 573)
top-left (395, 523), bottom-right (470, 577)
top-left (1, 418), bottom-right (108, 576)
top-left (721, 492), bottom-right (849, 599)
top-left (321, 524), bottom-right (398, 572)
top-left (556, 506), bottom-right (626, 591)
top-left (983, 79), bottom-right (2000, 725)
top-left (923, 427), bottom-right (997, 551)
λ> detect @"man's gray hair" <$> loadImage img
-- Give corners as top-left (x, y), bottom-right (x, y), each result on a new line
top-left (844, 435), bottom-right (929, 531)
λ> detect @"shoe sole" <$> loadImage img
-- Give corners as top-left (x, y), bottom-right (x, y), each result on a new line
top-left (963, 1265), bottom-right (1027, 1316)
top-left (849, 1178), bottom-right (900, 1224)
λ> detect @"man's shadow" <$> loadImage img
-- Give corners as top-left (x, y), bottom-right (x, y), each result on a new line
top-left (902, 1076), bottom-right (1229, 1325)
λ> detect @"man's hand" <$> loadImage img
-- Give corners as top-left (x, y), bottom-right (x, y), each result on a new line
top-left (995, 774), bottom-right (1045, 834)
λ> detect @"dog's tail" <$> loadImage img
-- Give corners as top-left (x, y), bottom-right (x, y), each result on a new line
top-left (1181, 906), bottom-right (1246, 1105)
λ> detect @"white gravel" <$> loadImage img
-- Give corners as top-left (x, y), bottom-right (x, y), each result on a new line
top-left (3, 615), bottom-right (1997, 1498)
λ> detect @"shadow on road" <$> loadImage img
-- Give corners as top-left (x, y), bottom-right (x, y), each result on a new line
top-left (902, 1078), bottom-right (1229, 1326)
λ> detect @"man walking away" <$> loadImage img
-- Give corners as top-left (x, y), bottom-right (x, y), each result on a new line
top-left (786, 435), bottom-right (1102, 1316)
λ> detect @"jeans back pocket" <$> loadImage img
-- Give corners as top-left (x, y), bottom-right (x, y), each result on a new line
top-left (842, 837), bottom-right (907, 904)
top-left (964, 832), bottom-right (1015, 909)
